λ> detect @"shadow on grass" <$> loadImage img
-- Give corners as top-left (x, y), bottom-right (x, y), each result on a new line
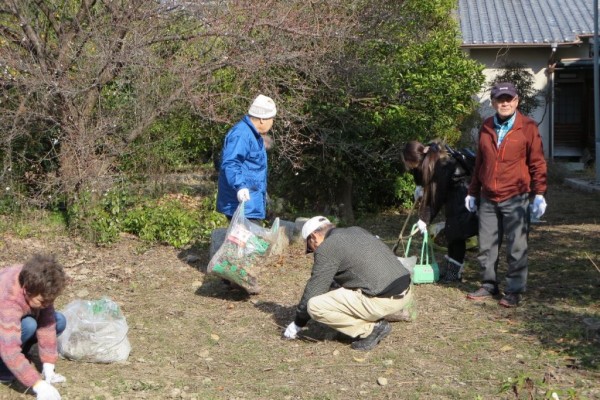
top-left (518, 303), bottom-right (600, 369)
top-left (452, 223), bottom-right (600, 371)
top-left (520, 239), bottom-right (600, 370)
top-left (177, 242), bottom-right (210, 273)
top-left (252, 301), bottom-right (352, 344)
top-left (194, 277), bottom-right (251, 302)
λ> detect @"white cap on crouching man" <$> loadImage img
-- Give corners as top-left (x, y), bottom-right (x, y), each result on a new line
top-left (248, 94), bottom-right (277, 119)
top-left (302, 216), bottom-right (331, 253)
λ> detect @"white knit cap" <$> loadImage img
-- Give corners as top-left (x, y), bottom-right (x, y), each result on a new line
top-left (248, 95), bottom-right (277, 119)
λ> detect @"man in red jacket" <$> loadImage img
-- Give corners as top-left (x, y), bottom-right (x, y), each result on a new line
top-left (465, 82), bottom-right (547, 307)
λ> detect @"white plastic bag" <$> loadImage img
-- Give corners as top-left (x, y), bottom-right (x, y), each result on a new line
top-left (58, 297), bottom-right (131, 363)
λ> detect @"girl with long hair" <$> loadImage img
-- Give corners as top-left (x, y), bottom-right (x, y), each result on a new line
top-left (402, 140), bottom-right (477, 282)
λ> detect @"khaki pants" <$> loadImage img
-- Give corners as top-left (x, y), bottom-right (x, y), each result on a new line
top-left (307, 286), bottom-right (413, 339)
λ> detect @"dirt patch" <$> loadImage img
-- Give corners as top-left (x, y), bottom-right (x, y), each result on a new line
top-left (1, 182), bottom-right (599, 399)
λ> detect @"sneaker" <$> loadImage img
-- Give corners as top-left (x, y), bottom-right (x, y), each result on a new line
top-left (466, 286), bottom-right (499, 300)
top-left (499, 293), bottom-right (521, 308)
top-left (351, 320), bottom-right (392, 351)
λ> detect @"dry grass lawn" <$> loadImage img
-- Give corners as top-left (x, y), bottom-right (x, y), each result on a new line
top-left (0, 180), bottom-right (599, 400)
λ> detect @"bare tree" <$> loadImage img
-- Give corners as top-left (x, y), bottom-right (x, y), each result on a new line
top-left (0, 0), bottom-right (360, 204)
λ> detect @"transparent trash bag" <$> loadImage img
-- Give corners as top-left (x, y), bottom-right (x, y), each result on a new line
top-left (58, 297), bottom-right (131, 363)
top-left (207, 202), bottom-right (280, 294)
top-left (402, 295), bottom-right (418, 321)
top-left (384, 289), bottom-right (418, 322)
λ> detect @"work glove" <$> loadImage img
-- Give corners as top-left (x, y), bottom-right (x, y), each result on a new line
top-left (236, 188), bottom-right (250, 202)
top-left (465, 195), bottom-right (477, 213)
top-left (42, 363), bottom-right (66, 384)
top-left (531, 194), bottom-right (547, 219)
top-left (417, 219), bottom-right (427, 234)
top-left (282, 322), bottom-right (302, 340)
top-left (413, 186), bottom-right (423, 201)
top-left (33, 380), bottom-right (61, 400)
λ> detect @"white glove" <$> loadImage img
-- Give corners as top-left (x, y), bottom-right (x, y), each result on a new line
top-left (531, 194), bottom-right (547, 219)
top-left (33, 380), bottom-right (61, 400)
top-left (465, 195), bottom-right (477, 212)
top-left (417, 219), bottom-right (427, 234)
top-left (42, 363), bottom-right (66, 384)
top-left (413, 186), bottom-right (423, 201)
top-left (283, 322), bottom-right (302, 339)
top-left (236, 188), bottom-right (250, 202)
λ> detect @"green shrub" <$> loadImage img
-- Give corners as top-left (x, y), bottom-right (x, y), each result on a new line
top-left (88, 208), bottom-right (122, 245)
top-left (394, 173), bottom-right (416, 211)
top-left (123, 198), bottom-right (200, 248)
top-left (197, 195), bottom-right (228, 240)
top-left (119, 109), bottom-right (224, 176)
top-left (0, 192), bottom-right (21, 215)
top-left (67, 187), bottom-right (226, 248)
top-left (67, 190), bottom-right (131, 246)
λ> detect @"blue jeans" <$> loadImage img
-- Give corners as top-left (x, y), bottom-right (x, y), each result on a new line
top-left (0, 312), bottom-right (66, 377)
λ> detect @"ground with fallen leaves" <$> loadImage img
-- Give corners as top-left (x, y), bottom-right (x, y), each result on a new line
top-left (0, 179), bottom-right (599, 400)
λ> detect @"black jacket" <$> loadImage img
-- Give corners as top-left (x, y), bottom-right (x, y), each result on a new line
top-left (411, 156), bottom-right (477, 242)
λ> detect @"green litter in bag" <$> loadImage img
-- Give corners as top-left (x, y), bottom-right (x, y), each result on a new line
top-left (207, 202), bottom-right (280, 294)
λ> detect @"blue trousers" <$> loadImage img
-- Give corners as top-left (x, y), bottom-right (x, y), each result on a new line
top-left (0, 312), bottom-right (66, 377)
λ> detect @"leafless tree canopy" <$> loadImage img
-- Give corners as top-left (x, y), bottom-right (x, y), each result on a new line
top-left (0, 0), bottom-right (364, 201)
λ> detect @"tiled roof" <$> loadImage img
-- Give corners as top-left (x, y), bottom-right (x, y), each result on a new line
top-left (458, 0), bottom-right (595, 47)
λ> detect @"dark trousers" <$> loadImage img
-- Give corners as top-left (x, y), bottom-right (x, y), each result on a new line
top-left (448, 239), bottom-right (467, 264)
top-left (477, 193), bottom-right (530, 294)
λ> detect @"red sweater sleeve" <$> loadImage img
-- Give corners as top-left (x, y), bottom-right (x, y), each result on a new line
top-left (36, 307), bottom-right (59, 365)
top-left (0, 267), bottom-right (45, 388)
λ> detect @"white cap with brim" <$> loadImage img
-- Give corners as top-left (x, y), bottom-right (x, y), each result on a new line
top-left (248, 94), bottom-right (277, 119)
top-left (302, 216), bottom-right (331, 240)
top-left (302, 216), bottom-right (331, 254)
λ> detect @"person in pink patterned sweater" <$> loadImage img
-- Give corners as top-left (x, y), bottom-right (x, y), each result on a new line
top-left (0, 254), bottom-right (67, 400)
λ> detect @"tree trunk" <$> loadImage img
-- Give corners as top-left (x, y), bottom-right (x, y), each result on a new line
top-left (337, 176), bottom-right (354, 224)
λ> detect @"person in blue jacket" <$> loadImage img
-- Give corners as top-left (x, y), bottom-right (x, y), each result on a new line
top-left (217, 94), bottom-right (277, 221)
